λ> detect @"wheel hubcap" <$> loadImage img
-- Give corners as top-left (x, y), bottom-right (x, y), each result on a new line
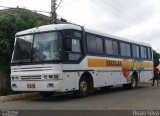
top-left (132, 78), bottom-right (136, 87)
top-left (80, 81), bottom-right (88, 92)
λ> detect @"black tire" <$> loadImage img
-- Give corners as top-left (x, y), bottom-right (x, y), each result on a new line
top-left (124, 74), bottom-right (138, 89)
top-left (123, 84), bottom-right (128, 89)
top-left (77, 78), bottom-right (89, 97)
top-left (39, 92), bottom-right (53, 98)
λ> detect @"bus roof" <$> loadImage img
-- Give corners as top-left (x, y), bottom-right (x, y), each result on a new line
top-left (15, 24), bottom-right (82, 36)
top-left (16, 24), bottom-right (151, 47)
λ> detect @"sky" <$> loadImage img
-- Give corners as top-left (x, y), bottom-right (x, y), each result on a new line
top-left (0, 0), bottom-right (160, 52)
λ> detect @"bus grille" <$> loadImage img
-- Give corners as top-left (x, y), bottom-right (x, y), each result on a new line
top-left (20, 75), bottom-right (42, 80)
top-left (12, 66), bottom-right (53, 72)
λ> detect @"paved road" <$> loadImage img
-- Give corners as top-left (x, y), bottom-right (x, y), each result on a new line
top-left (1, 82), bottom-right (160, 110)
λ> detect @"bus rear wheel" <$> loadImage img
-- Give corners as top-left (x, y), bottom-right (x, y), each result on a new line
top-left (123, 74), bottom-right (138, 89)
top-left (39, 92), bottom-right (53, 98)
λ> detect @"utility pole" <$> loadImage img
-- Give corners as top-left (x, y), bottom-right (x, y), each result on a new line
top-left (51, 0), bottom-right (57, 24)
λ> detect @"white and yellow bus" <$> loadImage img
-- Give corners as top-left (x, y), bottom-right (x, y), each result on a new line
top-left (11, 24), bottom-right (153, 97)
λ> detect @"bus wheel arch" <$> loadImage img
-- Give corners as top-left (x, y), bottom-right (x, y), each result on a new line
top-left (77, 72), bottom-right (94, 97)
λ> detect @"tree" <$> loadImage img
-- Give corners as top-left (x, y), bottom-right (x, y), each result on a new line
top-left (0, 10), bottom-right (48, 94)
top-left (153, 50), bottom-right (160, 67)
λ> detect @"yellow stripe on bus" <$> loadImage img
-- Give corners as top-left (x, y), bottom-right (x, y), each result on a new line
top-left (88, 58), bottom-right (107, 68)
top-left (87, 58), bottom-right (153, 68)
top-left (88, 58), bottom-right (122, 68)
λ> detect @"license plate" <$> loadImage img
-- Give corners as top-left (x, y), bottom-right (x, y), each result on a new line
top-left (27, 83), bottom-right (35, 88)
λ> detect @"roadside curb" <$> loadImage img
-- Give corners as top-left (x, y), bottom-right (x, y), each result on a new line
top-left (0, 93), bottom-right (40, 102)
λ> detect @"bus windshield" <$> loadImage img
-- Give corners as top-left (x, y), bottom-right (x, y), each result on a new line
top-left (12, 32), bottom-right (62, 63)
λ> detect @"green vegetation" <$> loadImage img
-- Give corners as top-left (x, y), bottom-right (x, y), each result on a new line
top-left (153, 50), bottom-right (160, 67)
top-left (0, 10), bottom-right (48, 95)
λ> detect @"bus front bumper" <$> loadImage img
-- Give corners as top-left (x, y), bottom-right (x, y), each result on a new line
top-left (11, 80), bottom-right (63, 92)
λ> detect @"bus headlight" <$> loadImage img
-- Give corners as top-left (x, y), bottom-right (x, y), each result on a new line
top-left (12, 84), bottom-right (17, 88)
top-left (43, 75), bottom-right (59, 80)
top-left (54, 75), bottom-right (59, 80)
top-left (49, 75), bottom-right (54, 79)
top-left (43, 75), bottom-right (48, 80)
top-left (11, 76), bottom-right (19, 80)
top-left (15, 76), bottom-right (19, 80)
top-left (11, 77), bottom-right (14, 80)
top-left (49, 75), bottom-right (59, 80)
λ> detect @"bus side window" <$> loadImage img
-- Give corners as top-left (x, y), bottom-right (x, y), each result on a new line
top-left (64, 31), bottom-right (82, 62)
top-left (105, 39), bottom-right (113, 55)
top-left (71, 39), bottom-right (81, 52)
top-left (126, 44), bottom-right (131, 57)
top-left (86, 34), bottom-right (103, 54)
top-left (87, 35), bottom-right (97, 53)
top-left (112, 41), bottom-right (119, 55)
top-left (120, 42), bottom-right (131, 57)
top-left (120, 42), bottom-right (126, 56)
top-left (140, 46), bottom-right (147, 59)
top-left (147, 47), bottom-right (152, 59)
top-left (132, 44), bottom-right (140, 58)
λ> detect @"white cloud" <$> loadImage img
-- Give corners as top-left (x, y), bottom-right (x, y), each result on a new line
top-left (0, 0), bottom-right (160, 52)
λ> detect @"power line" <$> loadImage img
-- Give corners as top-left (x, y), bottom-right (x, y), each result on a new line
top-left (91, 0), bottom-right (155, 35)
top-left (79, 0), bottom-right (159, 43)
top-left (0, 0), bottom-right (156, 39)
top-left (57, 14), bottom-right (96, 29)
top-left (56, 0), bottom-right (63, 10)
top-left (62, 0), bottom-right (81, 5)
top-left (105, 0), bottom-right (156, 40)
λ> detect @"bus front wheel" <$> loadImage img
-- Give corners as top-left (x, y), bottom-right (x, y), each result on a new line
top-left (77, 78), bottom-right (89, 97)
